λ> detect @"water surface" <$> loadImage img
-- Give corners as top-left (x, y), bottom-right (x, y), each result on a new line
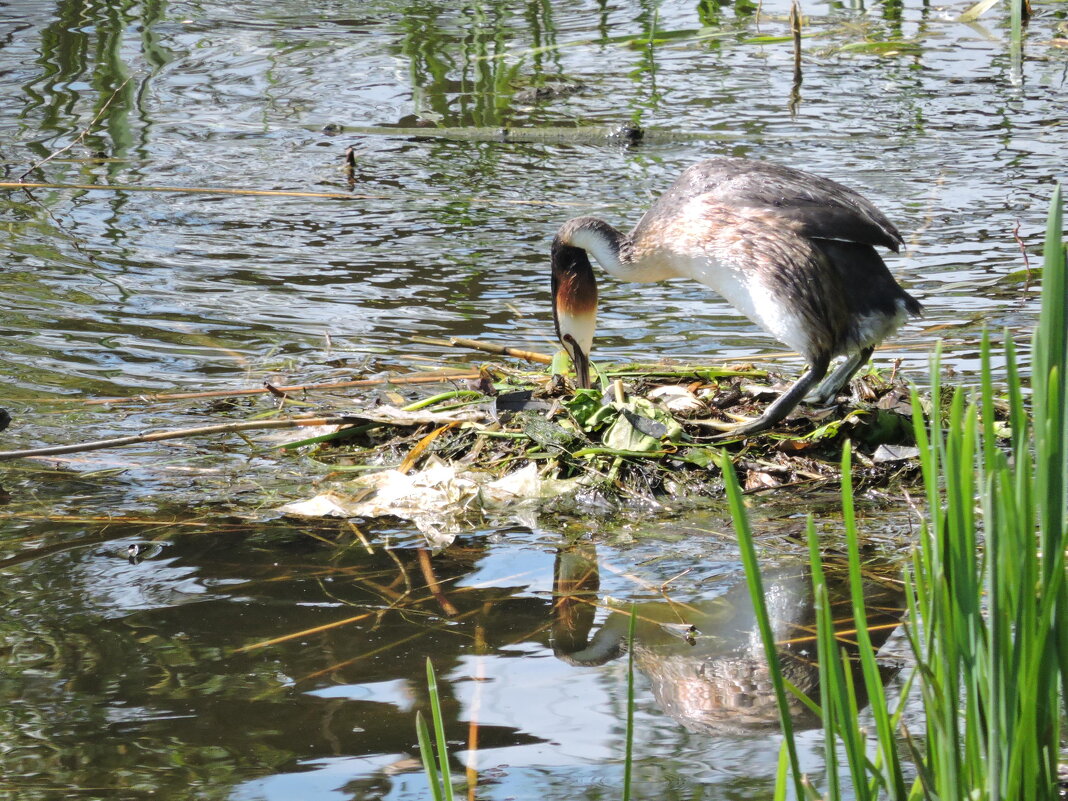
top-left (0, 0), bottom-right (1064, 798)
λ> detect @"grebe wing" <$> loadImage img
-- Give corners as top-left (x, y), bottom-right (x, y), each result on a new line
top-left (638, 158), bottom-right (904, 253)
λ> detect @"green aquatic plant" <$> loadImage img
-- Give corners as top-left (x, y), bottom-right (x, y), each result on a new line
top-left (416, 658), bottom-right (456, 801)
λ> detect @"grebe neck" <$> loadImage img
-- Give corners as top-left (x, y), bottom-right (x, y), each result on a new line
top-left (557, 217), bottom-right (631, 278)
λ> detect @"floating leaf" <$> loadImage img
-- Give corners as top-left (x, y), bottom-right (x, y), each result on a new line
top-left (872, 444), bottom-right (921, 463)
top-left (1002, 266), bottom-right (1042, 285)
top-left (839, 40), bottom-right (922, 55)
top-left (647, 384), bottom-right (706, 414)
top-left (520, 413), bottom-right (580, 451)
top-left (679, 447), bottom-right (716, 468)
top-left (604, 413), bottom-right (661, 452)
top-left (741, 34), bottom-right (795, 44)
top-left (603, 398), bottom-right (684, 452)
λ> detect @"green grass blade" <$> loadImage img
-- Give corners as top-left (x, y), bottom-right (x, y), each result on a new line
top-left (416, 711), bottom-right (444, 801)
top-left (1034, 184), bottom-right (1066, 579)
top-left (721, 449), bottom-right (806, 799)
top-left (806, 518), bottom-right (839, 801)
top-left (839, 443), bottom-right (908, 799)
top-left (425, 658), bottom-right (455, 801)
top-left (773, 741), bottom-right (790, 801)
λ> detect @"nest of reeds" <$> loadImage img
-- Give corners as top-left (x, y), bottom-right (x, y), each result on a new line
top-left (279, 361), bottom-right (924, 541)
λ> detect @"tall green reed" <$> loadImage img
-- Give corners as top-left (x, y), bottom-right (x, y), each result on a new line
top-left (416, 658), bottom-right (456, 801)
top-left (729, 184), bottom-right (1065, 800)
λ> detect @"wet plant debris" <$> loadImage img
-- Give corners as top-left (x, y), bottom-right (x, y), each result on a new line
top-left (279, 360), bottom-right (927, 538)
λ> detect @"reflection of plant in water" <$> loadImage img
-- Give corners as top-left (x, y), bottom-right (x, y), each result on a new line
top-left (23, 0), bottom-right (174, 169)
top-left (390, 0), bottom-right (729, 128)
top-left (393, 2), bottom-right (550, 128)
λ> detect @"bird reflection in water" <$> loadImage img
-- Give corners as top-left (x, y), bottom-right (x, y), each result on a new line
top-left (551, 544), bottom-right (904, 733)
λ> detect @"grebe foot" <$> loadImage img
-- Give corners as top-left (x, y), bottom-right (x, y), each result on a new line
top-left (711, 354), bottom-right (831, 439)
top-left (711, 414), bottom-right (779, 439)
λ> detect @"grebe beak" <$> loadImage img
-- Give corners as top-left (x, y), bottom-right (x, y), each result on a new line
top-left (561, 333), bottom-right (592, 389)
top-left (551, 239), bottom-right (598, 389)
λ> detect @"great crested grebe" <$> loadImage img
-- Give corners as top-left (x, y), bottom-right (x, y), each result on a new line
top-left (550, 157), bottom-right (922, 437)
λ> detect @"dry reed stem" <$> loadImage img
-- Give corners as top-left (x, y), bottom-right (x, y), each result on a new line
top-left (0, 370), bottom-right (482, 406)
top-left (18, 77), bottom-right (135, 181)
top-left (418, 548), bottom-right (461, 617)
top-left (398, 423), bottom-right (460, 474)
top-left (0, 415), bottom-right (366, 461)
top-left (790, 1), bottom-right (803, 75)
top-left (1, 180), bottom-right (585, 207)
top-left (410, 336), bottom-right (553, 365)
top-left (296, 606), bottom-right (485, 683)
top-left (234, 611), bottom-right (375, 653)
top-left (466, 624), bottom-right (488, 800)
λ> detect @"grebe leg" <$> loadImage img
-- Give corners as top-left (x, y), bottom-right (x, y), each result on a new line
top-left (809, 346), bottom-right (874, 406)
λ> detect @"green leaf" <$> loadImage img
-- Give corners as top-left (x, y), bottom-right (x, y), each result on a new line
top-left (584, 402), bottom-right (620, 431)
top-left (839, 40), bottom-right (922, 55)
top-left (795, 410), bottom-right (867, 441)
top-left (416, 711), bottom-right (444, 801)
top-left (679, 446), bottom-right (715, 467)
top-left (602, 398), bottom-right (684, 452)
top-left (550, 348), bottom-right (571, 377)
top-left (851, 408), bottom-right (910, 445)
top-left (957, 0), bottom-right (1000, 21)
top-left (604, 411), bottom-right (660, 452)
top-left (563, 388), bottom-right (604, 427)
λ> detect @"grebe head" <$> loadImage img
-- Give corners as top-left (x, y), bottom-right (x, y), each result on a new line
top-left (551, 229), bottom-right (598, 389)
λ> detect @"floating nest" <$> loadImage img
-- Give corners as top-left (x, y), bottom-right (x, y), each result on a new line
top-left (279, 361), bottom-right (925, 540)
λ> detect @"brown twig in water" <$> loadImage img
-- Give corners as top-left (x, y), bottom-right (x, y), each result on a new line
top-left (1, 369), bottom-right (482, 406)
top-left (398, 423), bottom-right (460, 474)
top-left (1012, 219), bottom-right (1032, 286)
top-left (234, 611), bottom-right (375, 653)
top-left (296, 606), bottom-right (483, 683)
top-left (0, 180), bottom-right (585, 208)
top-left (410, 335), bottom-right (553, 365)
top-left (790, 2), bottom-right (803, 78)
top-left (789, 1), bottom-right (803, 114)
top-left (417, 548), bottom-right (460, 617)
top-left (0, 415), bottom-right (366, 461)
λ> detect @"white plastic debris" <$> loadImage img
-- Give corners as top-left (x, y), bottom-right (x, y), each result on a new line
top-left (279, 459), bottom-right (583, 545)
top-left (646, 384), bottom-right (707, 415)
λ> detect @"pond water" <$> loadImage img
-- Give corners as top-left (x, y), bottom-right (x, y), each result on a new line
top-left (0, 0), bottom-right (1064, 799)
